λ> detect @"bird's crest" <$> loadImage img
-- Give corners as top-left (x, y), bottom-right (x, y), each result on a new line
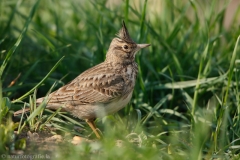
top-left (116, 21), bottom-right (135, 43)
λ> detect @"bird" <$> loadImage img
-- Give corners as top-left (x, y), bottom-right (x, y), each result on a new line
top-left (14, 21), bottom-right (150, 139)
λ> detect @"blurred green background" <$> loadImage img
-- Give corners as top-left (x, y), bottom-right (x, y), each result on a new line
top-left (1, 0), bottom-right (240, 159)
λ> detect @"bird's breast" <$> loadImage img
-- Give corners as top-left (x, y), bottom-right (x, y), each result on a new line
top-left (122, 63), bottom-right (138, 89)
top-left (95, 91), bottom-right (133, 117)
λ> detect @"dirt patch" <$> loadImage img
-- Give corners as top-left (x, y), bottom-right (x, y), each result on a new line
top-left (10, 127), bottom-right (71, 159)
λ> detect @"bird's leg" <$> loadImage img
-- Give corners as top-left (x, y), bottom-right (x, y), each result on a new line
top-left (86, 119), bottom-right (101, 139)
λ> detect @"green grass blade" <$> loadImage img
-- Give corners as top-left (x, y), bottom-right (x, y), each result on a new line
top-left (223, 35), bottom-right (240, 105)
top-left (12, 56), bottom-right (65, 103)
top-left (147, 74), bottom-right (227, 90)
top-left (26, 97), bottom-right (47, 124)
top-left (0, 80), bottom-right (2, 116)
top-left (192, 42), bottom-right (209, 115)
top-left (124, 0), bottom-right (129, 23)
top-left (17, 103), bottom-right (27, 134)
top-left (19, 60), bottom-right (40, 83)
top-left (39, 106), bottom-right (63, 130)
top-left (142, 94), bottom-right (171, 125)
top-left (0, 0), bottom-right (41, 79)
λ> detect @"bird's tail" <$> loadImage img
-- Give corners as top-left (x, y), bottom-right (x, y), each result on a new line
top-left (13, 97), bottom-right (45, 116)
top-left (14, 108), bottom-right (31, 116)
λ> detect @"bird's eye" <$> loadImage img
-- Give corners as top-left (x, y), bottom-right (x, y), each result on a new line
top-left (123, 45), bottom-right (128, 50)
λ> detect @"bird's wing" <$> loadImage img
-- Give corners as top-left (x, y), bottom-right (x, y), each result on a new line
top-left (42, 62), bottom-right (125, 105)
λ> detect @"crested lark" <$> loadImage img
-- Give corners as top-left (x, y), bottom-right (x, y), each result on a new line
top-left (14, 21), bottom-right (150, 138)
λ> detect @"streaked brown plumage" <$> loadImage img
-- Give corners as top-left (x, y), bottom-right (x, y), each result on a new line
top-left (14, 21), bottom-right (150, 138)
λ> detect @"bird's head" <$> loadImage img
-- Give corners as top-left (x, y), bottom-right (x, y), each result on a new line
top-left (105, 21), bottom-right (150, 64)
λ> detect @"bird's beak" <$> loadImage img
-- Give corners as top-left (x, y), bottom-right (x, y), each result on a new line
top-left (137, 44), bottom-right (151, 49)
top-left (136, 44), bottom-right (150, 52)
